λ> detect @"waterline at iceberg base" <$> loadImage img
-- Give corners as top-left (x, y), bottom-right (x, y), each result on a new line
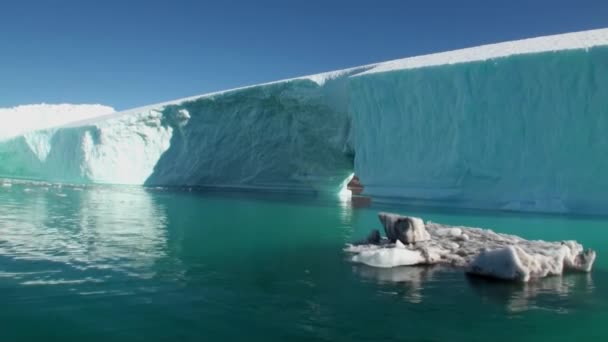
top-left (1, 28), bottom-right (608, 214)
top-left (347, 212), bottom-right (596, 282)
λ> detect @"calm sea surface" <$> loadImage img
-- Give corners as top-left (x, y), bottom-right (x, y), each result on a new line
top-left (1, 182), bottom-right (607, 341)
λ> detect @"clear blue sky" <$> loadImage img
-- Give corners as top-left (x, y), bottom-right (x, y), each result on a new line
top-left (1, 0), bottom-right (607, 111)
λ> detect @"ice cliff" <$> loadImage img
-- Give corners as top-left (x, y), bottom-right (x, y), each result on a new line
top-left (1, 28), bottom-right (608, 213)
top-left (0, 76), bottom-right (357, 189)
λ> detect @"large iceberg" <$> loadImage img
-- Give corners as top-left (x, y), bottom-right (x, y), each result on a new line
top-left (0, 77), bottom-right (357, 189)
top-left (1, 28), bottom-right (608, 213)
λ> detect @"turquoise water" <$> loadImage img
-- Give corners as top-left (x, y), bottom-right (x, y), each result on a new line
top-left (0, 183), bottom-right (607, 341)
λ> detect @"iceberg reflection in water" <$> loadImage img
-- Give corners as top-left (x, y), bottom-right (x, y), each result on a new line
top-left (352, 261), bottom-right (596, 312)
top-left (353, 265), bottom-right (438, 303)
top-left (0, 182), bottom-right (171, 287)
top-left (467, 273), bottom-right (596, 313)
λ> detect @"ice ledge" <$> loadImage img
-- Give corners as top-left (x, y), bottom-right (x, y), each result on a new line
top-left (346, 212), bottom-right (596, 282)
top-left (357, 27), bottom-right (608, 76)
top-left (62, 28), bottom-right (608, 129)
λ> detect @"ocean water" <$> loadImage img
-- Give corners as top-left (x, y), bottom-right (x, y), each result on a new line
top-left (0, 182), bottom-right (606, 341)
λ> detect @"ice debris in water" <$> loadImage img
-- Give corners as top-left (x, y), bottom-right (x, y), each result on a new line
top-left (379, 212), bottom-right (430, 244)
top-left (346, 212), bottom-right (596, 282)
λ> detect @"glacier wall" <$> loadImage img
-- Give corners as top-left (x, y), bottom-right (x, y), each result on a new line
top-left (351, 46), bottom-right (608, 213)
top-left (0, 110), bottom-right (172, 184)
top-left (1, 28), bottom-right (608, 214)
top-left (144, 78), bottom-right (356, 192)
top-left (0, 75), bottom-right (357, 192)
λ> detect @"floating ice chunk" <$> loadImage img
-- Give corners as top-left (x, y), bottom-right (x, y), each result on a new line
top-left (467, 244), bottom-right (596, 282)
top-left (467, 247), bottom-right (531, 281)
top-left (348, 212), bottom-right (596, 282)
top-left (560, 241), bottom-right (597, 273)
top-left (378, 212), bottom-right (430, 244)
top-left (344, 243), bottom-right (384, 254)
top-left (351, 246), bottom-right (426, 268)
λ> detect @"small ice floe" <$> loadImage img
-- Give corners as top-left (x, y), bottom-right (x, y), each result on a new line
top-left (352, 240), bottom-right (426, 268)
top-left (346, 212), bottom-right (596, 282)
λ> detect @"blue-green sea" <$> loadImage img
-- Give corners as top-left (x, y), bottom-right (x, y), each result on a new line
top-left (0, 182), bottom-right (607, 341)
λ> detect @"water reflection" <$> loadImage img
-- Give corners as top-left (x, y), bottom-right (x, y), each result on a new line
top-left (337, 193), bottom-right (352, 222)
top-left (0, 183), bottom-right (170, 286)
top-left (353, 265), bottom-right (438, 303)
top-left (353, 261), bottom-right (597, 311)
top-left (467, 273), bottom-right (595, 313)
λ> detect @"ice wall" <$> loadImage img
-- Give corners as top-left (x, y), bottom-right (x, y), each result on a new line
top-left (0, 75), bottom-right (357, 192)
top-left (351, 46), bottom-right (608, 213)
top-left (1, 28), bottom-right (608, 213)
top-left (145, 77), bottom-right (356, 191)
top-left (0, 109), bottom-right (172, 184)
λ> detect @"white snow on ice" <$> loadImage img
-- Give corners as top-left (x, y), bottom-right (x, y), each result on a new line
top-left (357, 27), bottom-right (608, 75)
top-left (63, 28), bottom-right (608, 127)
top-left (0, 104), bottom-right (114, 141)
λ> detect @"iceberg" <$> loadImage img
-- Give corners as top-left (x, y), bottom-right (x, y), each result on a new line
top-left (0, 77), bottom-right (357, 189)
top-left (346, 212), bottom-right (596, 282)
top-left (1, 28), bottom-right (608, 213)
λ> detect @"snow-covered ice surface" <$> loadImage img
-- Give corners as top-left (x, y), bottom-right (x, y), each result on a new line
top-left (357, 27), bottom-right (608, 75)
top-left (0, 104), bottom-right (114, 141)
top-left (1, 28), bottom-right (608, 213)
top-left (346, 212), bottom-right (596, 282)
